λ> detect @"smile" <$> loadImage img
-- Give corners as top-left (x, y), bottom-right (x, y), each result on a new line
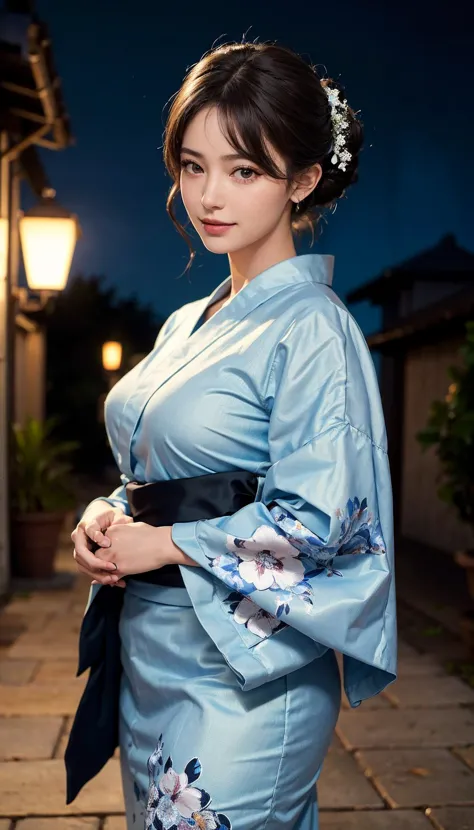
top-left (201, 221), bottom-right (236, 235)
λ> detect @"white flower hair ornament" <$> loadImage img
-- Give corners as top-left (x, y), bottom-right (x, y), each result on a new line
top-left (323, 84), bottom-right (353, 173)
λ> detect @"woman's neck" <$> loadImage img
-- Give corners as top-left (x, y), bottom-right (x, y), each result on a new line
top-left (226, 226), bottom-right (297, 299)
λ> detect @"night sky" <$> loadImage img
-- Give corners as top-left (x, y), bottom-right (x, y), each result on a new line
top-left (31, 0), bottom-right (473, 334)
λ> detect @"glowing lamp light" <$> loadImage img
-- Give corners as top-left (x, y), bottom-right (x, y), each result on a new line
top-left (102, 341), bottom-right (122, 372)
top-left (19, 188), bottom-right (80, 292)
top-left (0, 217), bottom-right (7, 281)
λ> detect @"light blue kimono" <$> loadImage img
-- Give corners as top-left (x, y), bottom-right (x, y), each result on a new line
top-left (87, 253), bottom-right (396, 830)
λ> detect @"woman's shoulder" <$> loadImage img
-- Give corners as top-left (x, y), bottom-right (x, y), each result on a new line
top-left (267, 282), bottom-right (386, 447)
top-left (275, 280), bottom-right (368, 356)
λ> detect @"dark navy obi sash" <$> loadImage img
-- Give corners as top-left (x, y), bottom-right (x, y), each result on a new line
top-left (65, 469), bottom-right (259, 803)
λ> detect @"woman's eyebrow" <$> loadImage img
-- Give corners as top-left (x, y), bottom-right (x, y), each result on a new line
top-left (180, 147), bottom-right (248, 161)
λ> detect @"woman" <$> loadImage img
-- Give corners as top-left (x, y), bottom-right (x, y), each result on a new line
top-left (71, 41), bottom-right (396, 830)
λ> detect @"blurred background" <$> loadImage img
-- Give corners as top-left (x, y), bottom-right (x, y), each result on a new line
top-left (1, 0), bottom-right (473, 646)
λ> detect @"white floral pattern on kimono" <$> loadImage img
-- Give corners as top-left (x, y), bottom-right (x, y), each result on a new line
top-left (229, 524), bottom-right (305, 590)
top-left (216, 497), bottom-right (387, 638)
top-left (232, 596), bottom-right (283, 638)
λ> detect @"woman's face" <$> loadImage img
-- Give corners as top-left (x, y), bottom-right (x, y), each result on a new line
top-left (179, 106), bottom-right (295, 254)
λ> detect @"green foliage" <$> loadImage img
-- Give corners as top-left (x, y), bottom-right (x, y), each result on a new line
top-left (11, 417), bottom-right (79, 514)
top-left (417, 321), bottom-right (474, 527)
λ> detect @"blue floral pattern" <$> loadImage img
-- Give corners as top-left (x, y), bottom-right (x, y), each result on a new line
top-left (212, 497), bottom-right (386, 635)
top-left (141, 734), bottom-right (232, 830)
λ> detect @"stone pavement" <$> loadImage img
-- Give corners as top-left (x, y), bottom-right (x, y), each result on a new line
top-left (0, 526), bottom-right (473, 829)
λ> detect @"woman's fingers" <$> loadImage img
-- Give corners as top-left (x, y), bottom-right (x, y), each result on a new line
top-left (76, 563), bottom-right (120, 585)
top-left (91, 578), bottom-right (126, 588)
top-left (71, 525), bottom-right (116, 572)
top-left (72, 514), bottom-right (127, 586)
top-left (80, 518), bottom-right (111, 548)
top-left (73, 545), bottom-right (117, 573)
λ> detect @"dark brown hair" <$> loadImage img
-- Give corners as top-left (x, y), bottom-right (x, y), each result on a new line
top-left (163, 41), bottom-right (363, 269)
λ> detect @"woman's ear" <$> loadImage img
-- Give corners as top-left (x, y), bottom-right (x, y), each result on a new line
top-left (291, 163), bottom-right (323, 204)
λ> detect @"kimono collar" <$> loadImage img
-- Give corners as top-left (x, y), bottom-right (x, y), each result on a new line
top-left (119, 254), bottom-right (334, 477)
top-left (206, 253), bottom-right (334, 311)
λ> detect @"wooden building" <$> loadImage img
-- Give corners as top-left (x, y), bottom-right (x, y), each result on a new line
top-left (0, 0), bottom-right (73, 595)
top-left (347, 234), bottom-right (474, 554)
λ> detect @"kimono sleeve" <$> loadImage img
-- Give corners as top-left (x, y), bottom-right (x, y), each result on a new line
top-left (172, 309), bottom-right (397, 706)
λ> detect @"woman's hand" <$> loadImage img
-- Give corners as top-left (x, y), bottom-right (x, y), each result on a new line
top-left (94, 522), bottom-right (176, 577)
top-left (71, 501), bottom-right (133, 587)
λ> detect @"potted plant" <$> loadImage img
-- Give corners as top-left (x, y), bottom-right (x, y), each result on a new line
top-left (10, 417), bottom-right (79, 579)
top-left (417, 320), bottom-right (474, 652)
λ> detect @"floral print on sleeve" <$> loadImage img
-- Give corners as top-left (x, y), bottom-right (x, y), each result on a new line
top-left (226, 594), bottom-right (285, 639)
top-left (210, 497), bottom-right (386, 636)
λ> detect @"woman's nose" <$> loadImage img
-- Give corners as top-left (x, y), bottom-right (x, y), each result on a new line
top-left (201, 182), bottom-right (225, 211)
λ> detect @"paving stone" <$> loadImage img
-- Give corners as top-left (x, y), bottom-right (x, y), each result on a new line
top-left (4, 596), bottom-right (71, 616)
top-left (0, 759), bottom-right (124, 815)
top-left (22, 619), bottom-right (80, 638)
top-left (34, 661), bottom-right (79, 684)
top-left (42, 618), bottom-right (82, 636)
top-left (318, 744), bottom-right (383, 809)
top-left (0, 659), bottom-right (37, 684)
top-left (397, 656), bottom-right (447, 677)
top-left (385, 676), bottom-right (474, 708)
top-left (412, 640), bottom-right (468, 665)
top-left (0, 682), bottom-right (84, 716)
top-left (337, 708), bottom-right (474, 749)
top-left (103, 818), bottom-right (127, 830)
top-left (54, 719), bottom-right (75, 759)
top-left (16, 819), bottom-right (100, 829)
top-left (0, 613), bottom-right (28, 647)
top-left (452, 745), bottom-right (474, 771)
top-left (319, 811), bottom-right (433, 829)
top-left (427, 806), bottom-right (474, 829)
top-left (0, 716), bottom-right (62, 760)
top-left (71, 603), bottom-right (88, 617)
top-left (398, 642), bottom-right (423, 659)
top-left (359, 748), bottom-right (474, 807)
top-left (8, 631), bottom-right (80, 660)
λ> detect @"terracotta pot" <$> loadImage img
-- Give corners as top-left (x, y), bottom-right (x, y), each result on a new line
top-left (11, 511), bottom-right (67, 579)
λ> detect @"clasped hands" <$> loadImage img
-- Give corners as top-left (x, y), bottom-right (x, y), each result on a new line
top-left (71, 501), bottom-right (184, 588)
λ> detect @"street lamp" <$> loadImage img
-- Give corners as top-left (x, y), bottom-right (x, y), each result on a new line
top-left (98, 341), bottom-right (123, 422)
top-left (102, 341), bottom-right (123, 373)
top-left (16, 187), bottom-right (80, 310)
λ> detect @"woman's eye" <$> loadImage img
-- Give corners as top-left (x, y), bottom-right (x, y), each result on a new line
top-left (233, 168), bottom-right (260, 182)
top-left (180, 160), bottom-right (260, 182)
top-left (180, 160), bottom-right (202, 174)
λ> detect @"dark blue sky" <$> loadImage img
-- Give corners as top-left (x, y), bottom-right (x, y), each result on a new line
top-left (33, 0), bottom-right (472, 333)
